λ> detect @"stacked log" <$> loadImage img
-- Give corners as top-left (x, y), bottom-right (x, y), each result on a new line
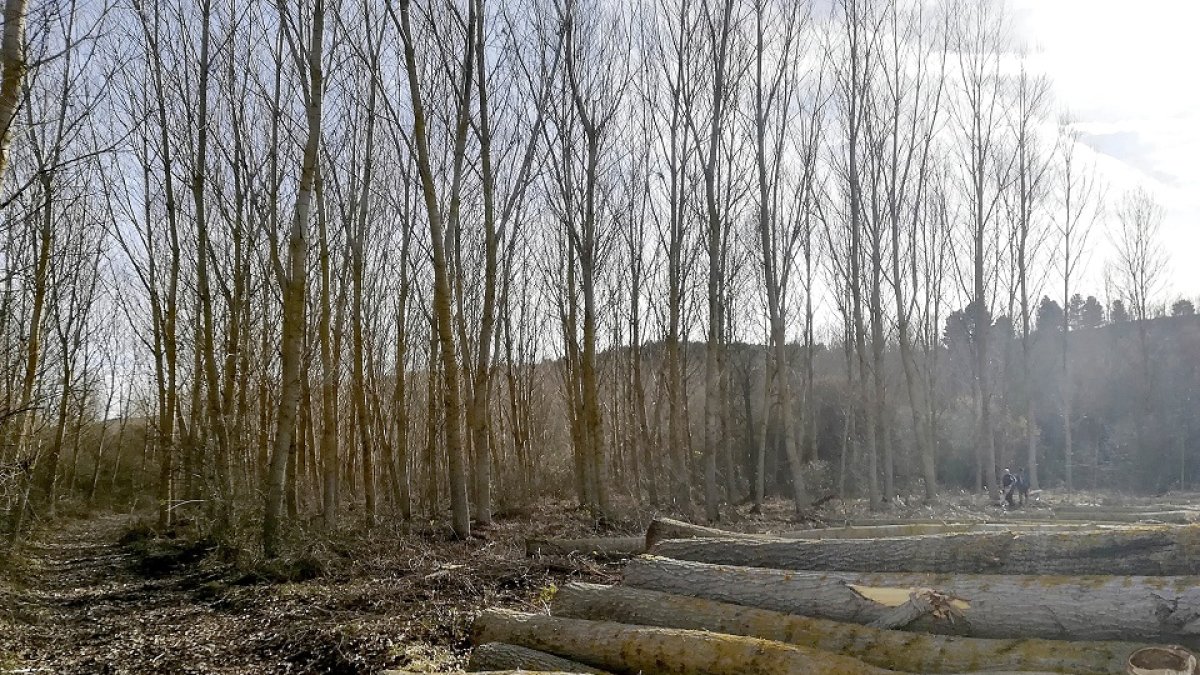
top-left (473, 609), bottom-right (1067, 675)
top-left (622, 556), bottom-right (1200, 646)
top-left (460, 513), bottom-right (1200, 674)
top-left (468, 643), bottom-right (610, 674)
top-left (649, 524), bottom-right (1200, 575)
top-left (551, 582), bottom-right (1145, 674)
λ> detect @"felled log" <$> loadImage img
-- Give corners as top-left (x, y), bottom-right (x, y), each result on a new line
top-left (649, 524), bottom-right (1200, 575)
top-left (524, 536), bottom-right (644, 559)
top-left (552, 582), bottom-right (1147, 675)
top-left (381, 667), bottom-right (592, 672)
top-left (998, 510), bottom-right (1199, 524)
top-left (469, 643), bottom-right (611, 674)
top-left (623, 556), bottom-right (1200, 646)
top-left (647, 518), bottom-right (1113, 546)
top-left (786, 522), bottom-right (1121, 538)
top-left (1050, 503), bottom-right (1200, 514)
top-left (472, 609), bottom-right (1062, 675)
top-left (643, 517), bottom-right (767, 549)
top-left (1126, 646), bottom-right (1198, 675)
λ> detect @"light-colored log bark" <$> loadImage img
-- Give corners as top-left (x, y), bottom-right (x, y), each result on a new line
top-left (650, 524), bottom-right (1200, 575)
top-left (786, 522), bottom-right (1110, 539)
top-left (552, 582), bottom-right (1147, 675)
top-left (1002, 510), bottom-right (1198, 524)
top-left (817, 518), bottom-right (1156, 528)
top-left (647, 517), bottom-right (1114, 547)
top-left (473, 609), bottom-right (1062, 675)
top-left (644, 518), bottom-right (768, 549)
top-left (1048, 503), bottom-right (1200, 513)
top-left (525, 536), bottom-right (644, 559)
top-left (469, 643), bottom-right (610, 674)
top-left (623, 556), bottom-right (1200, 646)
top-left (386, 671), bottom-right (593, 674)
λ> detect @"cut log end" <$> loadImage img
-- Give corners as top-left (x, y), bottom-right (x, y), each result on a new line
top-left (1127, 646), bottom-right (1198, 674)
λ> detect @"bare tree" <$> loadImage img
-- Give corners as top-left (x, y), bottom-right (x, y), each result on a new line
top-left (1006, 59), bottom-right (1052, 494)
top-left (949, 0), bottom-right (1012, 500)
top-left (1053, 120), bottom-right (1099, 493)
top-left (1110, 187), bottom-right (1167, 324)
top-left (392, 0), bottom-right (475, 538)
top-left (263, 0), bottom-right (327, 558)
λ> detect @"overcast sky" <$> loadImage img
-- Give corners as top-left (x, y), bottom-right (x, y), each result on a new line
top-left (1011, 0), bottom-right (1200, 302)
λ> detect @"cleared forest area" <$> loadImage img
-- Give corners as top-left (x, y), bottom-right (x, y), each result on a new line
top-left (0, 0), bottom-right (1198, 671)
top-left (7, 493), bottom-right (1197, 673)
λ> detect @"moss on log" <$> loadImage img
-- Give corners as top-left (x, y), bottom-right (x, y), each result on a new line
top-left (385, 671), bottom-right (595, 674)
top-left (473, 608), bottom-right (897, 675)
top-left (469, 643), bottom-right (611, 673)
top-left (472, 609), bottom-right (1065, 675)
top-left (552, 582), bottom-right (1146, 674)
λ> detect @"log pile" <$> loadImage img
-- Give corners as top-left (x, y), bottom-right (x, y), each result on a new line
top-left (458, 511), bottom-right (1200, 674)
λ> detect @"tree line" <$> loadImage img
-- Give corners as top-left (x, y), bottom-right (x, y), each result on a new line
top-left (0, 0), bottom-right (1194, 554)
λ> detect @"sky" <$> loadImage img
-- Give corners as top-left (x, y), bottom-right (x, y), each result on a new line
top-left (1011, 0), bottom-right (1200, 302)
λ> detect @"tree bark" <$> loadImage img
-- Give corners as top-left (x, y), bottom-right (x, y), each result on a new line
top-left (384, 667), bottom-right (590, 672)
top-left (394, 0), bottom-right (474, 537)
top-left (553, 582), bottom-right (1147, 675)
top-left (645, 517), bottom-right (770, 549)
top-left (474, 609), bottom-right (1064, 675)
top-left (649, 524), bottom-right (1200, 575)
top-left (469, 643), bottom-right (610, 674)
top-left (473, 608), bottom-right (895, 675)
top-left (0, 0), bottom-right (28, 181)
top-left (784, 522), bottom-right (1110, 539)
top-left (645, 516), bottom-right (1107, 547)
top-left (263, 0), bottom-right (325, 558)
top-left (624, 556), bottom-right (1200, 646)
top-left (988, 510), bottom-right (1198, 524)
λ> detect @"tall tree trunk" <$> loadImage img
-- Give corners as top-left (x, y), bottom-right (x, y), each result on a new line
top-left (264, 0), bottom-right (326, 557)
top-left (351, 70), bottom-right (378, 528)
top-left (395, 0), bottom-right (474, 538)
top-left (0, 0), bottom-right (29, 181)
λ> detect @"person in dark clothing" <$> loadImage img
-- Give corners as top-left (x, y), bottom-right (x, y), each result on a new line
top-left (1002, 468), bottom-right (1017, 508)
top-left (1016, 468), bottom-right (1030, 506)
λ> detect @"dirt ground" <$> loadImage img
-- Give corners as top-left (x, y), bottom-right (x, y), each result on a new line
top-left (3, 490), bottom-right (1194, 674)
top-left (0, 503), bottom-right (634, 674)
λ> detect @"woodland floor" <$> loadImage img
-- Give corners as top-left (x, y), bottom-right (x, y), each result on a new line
top-left (0, 490), bottom-right (1187, 674)
top-left (0, 503), bottom-right (636, 674)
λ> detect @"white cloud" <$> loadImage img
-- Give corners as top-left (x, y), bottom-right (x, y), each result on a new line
top-left (1012, 0), bottom-right (1200, 301)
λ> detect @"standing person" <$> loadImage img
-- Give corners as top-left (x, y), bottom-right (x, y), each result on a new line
top-left (1017, 468), bottom-right (1030, 506)
top-left (1002, 468), bottom-right (1017, 508)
